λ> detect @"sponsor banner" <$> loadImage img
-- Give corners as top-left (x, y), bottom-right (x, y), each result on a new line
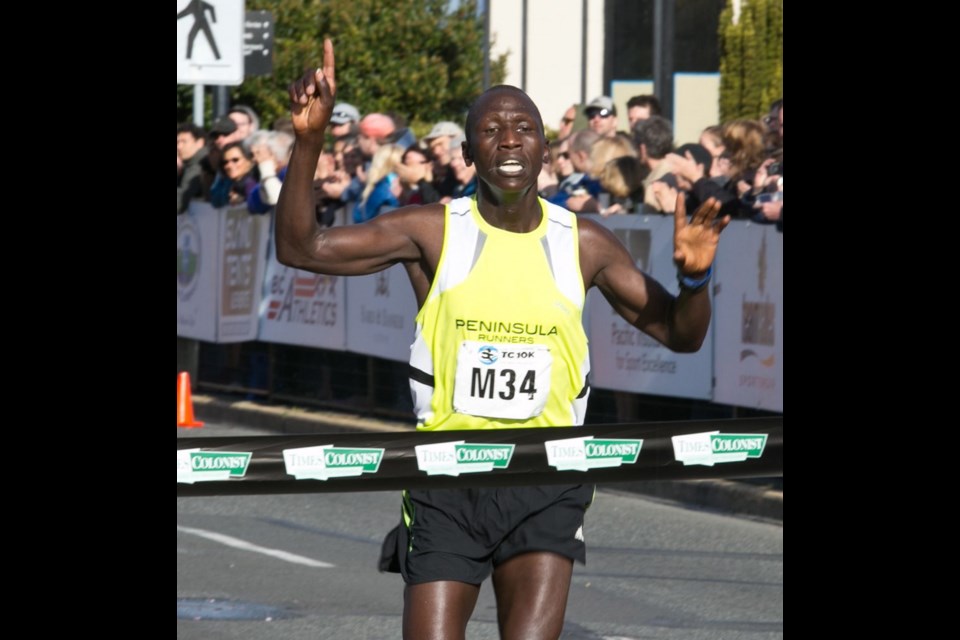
top-left (545, 436), bottom-right (643, 471)
top-left (258, 249), bottom-right (347, 349)
top-left (415, 441), bottom-right (515, 476)
top-left (283, 445), bottom-right (385, 480)
top-left (672, 431), bottom-right (768, 466)
top-left (345, 264), bottom-right (418, 361)
top-left (177, 448), bottom-right (251, 484)
top-left (218, 207), bottom-right (271, 342)
top-left (178, 417), bottom-right (781, 496)
top-left (584, 215), bottom-right (712, 399)
top-left (713, 223), bottom-right (783, 411)
top-left (177, 203), bottom-right (220, 341)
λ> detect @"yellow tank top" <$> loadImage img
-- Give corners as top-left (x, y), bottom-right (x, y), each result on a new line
top-left (409, 196), bottom-right (590, 430)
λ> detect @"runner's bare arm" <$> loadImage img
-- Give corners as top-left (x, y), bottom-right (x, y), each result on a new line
top-left (278, 202), bottom-right (442, 276)
top-left (274, 39), bottom-right (435, 275)
top-left (579, 196), bottom-right (728, 352)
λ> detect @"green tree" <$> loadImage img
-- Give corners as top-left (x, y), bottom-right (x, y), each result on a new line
top-left (718, 0), bottom-right (783, 121)
top-left (176, 0), bottom-right (507, 134)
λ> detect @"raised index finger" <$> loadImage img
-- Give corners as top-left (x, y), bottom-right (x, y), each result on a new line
top-left (320, 38), bottom-right (336, 97)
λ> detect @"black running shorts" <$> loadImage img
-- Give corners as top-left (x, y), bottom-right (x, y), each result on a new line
top-left (379, 484), bottom-right (595, 585)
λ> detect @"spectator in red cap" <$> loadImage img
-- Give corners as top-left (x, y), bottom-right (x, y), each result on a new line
top-left (359, 113), bottom-right (395, 140)
top-left (357, 113), bottom-right (396, 168)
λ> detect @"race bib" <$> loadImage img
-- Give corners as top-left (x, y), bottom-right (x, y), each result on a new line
top-left (453, 341), bottom-right (552, 420)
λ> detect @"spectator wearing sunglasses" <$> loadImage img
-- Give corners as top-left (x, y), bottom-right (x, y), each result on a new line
top-left (209, 141), bottom-right (259, 208)
top-left (328, 102), bottom-right (361, 138)
top-left (548, 130), bottom-right (603, 212)
top-left (584, 96), bottom-right (618, 138)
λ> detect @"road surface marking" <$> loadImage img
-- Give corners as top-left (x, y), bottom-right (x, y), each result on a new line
top-left (178, 525), bottom-right (334, 568)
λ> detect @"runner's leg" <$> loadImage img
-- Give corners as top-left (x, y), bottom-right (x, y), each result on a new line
top-left (403, 580), bottom-right (481, 640)
top-left (492, 551), bottom-right (573, 640)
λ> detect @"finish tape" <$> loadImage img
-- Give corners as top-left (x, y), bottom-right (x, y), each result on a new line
top-left (177, 417), bottom-right (782, 497)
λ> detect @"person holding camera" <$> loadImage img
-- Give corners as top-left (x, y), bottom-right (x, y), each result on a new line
top-left (750, 157), bottom-right (782, 230)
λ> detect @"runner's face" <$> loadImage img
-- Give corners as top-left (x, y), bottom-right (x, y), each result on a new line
top-left (466, 90), bottom-right (546, 194)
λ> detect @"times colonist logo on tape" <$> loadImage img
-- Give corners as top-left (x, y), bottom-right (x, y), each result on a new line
top-left (671, 431), bottom-right (768, 466)
top-left (545, 436), bottom-right (643, 471)
top-left (283, 445), bottom-right (385, 480)
top-left (415, 441), bottom-right (515, 476)
top-left (177, 449), bottom-right (251, 483)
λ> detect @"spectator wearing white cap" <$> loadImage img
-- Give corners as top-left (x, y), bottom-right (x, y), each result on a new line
top-left (423, 121), bottom-right (463, 198)
top-left (328, 102), bottom-right (361, 138)
top-left (585, 96), bottom-right (618, 138)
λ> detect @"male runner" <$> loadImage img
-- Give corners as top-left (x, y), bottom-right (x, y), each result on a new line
top-left (276, 40), bottom-right (728, 640)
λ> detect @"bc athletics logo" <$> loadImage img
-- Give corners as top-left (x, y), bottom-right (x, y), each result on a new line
top-left (478, 345), bottom-right (499, 365)
top-left (177, 217), bottom-right (202, 300)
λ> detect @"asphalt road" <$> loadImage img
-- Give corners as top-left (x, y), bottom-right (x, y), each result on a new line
top-left (178, 423), bottom-right (782, 639)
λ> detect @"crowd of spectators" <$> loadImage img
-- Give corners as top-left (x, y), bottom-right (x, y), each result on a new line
top-left (178, 94), bottom-right (782, 231)
top-left (537, 94), bottom-right (782, 230)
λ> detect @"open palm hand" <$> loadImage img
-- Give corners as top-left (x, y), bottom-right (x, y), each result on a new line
top-left (673, 195), bottom-right (729, 276)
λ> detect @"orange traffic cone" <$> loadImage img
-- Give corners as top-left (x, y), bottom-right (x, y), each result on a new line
top-left (177, 372), bottom-right (204, 428)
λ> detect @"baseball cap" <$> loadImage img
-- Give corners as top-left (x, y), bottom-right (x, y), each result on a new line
top-left (449, 133), bottom-right (467, 152)
top-left (330, 103), bottom-right (360, 125)
top-left (584, 96), bottom-right (616, 117)
top-left (425, 121), bottom-right (463, 141)
top-left (209, 117), bottom-right (238, 137)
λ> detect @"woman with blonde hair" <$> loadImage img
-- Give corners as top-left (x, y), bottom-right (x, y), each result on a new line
top-left (354, 143), bottom-right (404, 223)
top-left (599, 156), bottom-right (643, 216)
top-left (720, 119), bottom-right (766, 189)
top-left (587, 134), bottom-right (636, 179)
